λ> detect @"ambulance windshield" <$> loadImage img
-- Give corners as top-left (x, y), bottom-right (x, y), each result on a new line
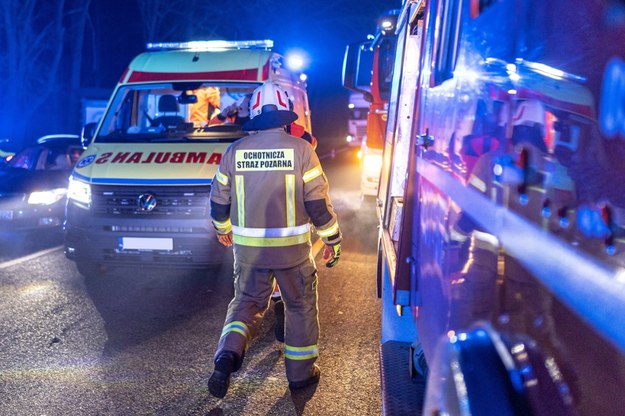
top-left (96, 83), bottom-right (259, 143)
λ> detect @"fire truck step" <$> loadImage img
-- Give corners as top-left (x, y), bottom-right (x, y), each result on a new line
top-left (380, 340), bottom-right (426, 415)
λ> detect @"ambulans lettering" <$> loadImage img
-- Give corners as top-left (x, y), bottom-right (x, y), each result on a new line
top-left (94, 151), bottom-right (222, 165)
top-left (96, 152), bottom-right (113, 164)
top-left (235, 149), bottom-right (294, 171)
top-left (113, 152), bottom-right (131, 163)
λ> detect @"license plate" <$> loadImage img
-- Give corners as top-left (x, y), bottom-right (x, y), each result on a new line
top-left (119, 237), bottom-right (173, 251)
top-left (0, 210), bottom-right (13, 220)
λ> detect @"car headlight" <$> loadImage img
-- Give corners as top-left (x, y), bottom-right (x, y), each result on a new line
top-left (28, 188), bottom-right (67, 205)
top-left (67, 177), bottom-right (91, 205)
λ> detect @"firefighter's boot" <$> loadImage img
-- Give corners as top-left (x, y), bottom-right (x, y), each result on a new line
top-left (274, 299), bottom-right (285, 343)
top-left (208, 351), bottom-right (238, 398)
top-left (288, 364), bottom-right (321, 390)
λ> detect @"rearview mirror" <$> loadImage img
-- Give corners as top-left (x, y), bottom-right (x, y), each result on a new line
top-left (179, 91), bottom-right (198, 104)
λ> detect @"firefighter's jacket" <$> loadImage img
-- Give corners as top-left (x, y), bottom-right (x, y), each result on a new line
top-left (210, 127), bottom-right (341, 269)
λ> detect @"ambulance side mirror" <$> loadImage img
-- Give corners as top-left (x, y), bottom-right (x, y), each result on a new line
top-left (81, 122), bottom-right (97, 148)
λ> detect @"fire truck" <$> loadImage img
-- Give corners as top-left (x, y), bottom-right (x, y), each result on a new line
top-left (64, 40), bottom-right (311, 277)
top-left (346, 91), bottom-right (368, 147)
top-left (343, 10), bottom-right (399, 197)
top-left (368, 0), bottom-right (625, 414)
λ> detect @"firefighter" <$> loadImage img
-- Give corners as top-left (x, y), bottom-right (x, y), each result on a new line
top-left (213, 93), bottom-right (319, 150)
top-left (208, 81), bottom-right (342, 398)
top-left (212, 91), bottom-right (318, 344)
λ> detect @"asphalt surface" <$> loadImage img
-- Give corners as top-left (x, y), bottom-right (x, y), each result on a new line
top-left (0, 147), bottom-right (383, 415)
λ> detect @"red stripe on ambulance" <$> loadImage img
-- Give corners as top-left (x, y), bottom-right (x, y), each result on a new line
top-left (95, 151), bottom-right (222, 165)
top-left (126, 68), bottom-right (259, 82)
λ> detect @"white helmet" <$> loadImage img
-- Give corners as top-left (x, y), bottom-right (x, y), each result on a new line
top-left (242, 81), bottom-right (298, 131)
top-left (249, 82), bottom-right (292, 119)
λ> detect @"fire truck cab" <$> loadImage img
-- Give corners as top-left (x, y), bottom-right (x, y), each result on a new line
top-left (343, 10), bottom-right (399, 197)
top-left (64, 40), bottom-right (311, 277)
top-left (376, 0), bottom-right (625, 415)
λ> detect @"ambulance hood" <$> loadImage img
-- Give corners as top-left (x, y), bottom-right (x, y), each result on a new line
top-left (72, 143), bottom-right (228, 186)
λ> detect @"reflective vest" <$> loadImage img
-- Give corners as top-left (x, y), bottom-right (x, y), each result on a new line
top-left (210, 127), bottom-right (341, 268)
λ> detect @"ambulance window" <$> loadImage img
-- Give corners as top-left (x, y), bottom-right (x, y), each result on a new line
top-left (114, 92), bottom-right (135, 133)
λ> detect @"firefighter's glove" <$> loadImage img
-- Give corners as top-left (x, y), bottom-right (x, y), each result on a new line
top-left (323, 243), bottom-right (341, 268)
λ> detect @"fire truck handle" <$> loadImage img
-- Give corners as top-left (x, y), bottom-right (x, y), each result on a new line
top-left (417, 128), bottom-right (434, 149)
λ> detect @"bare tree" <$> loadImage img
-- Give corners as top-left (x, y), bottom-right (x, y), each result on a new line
top-left (136, 0), bottom-right (228, 42)
top-left (0, 0), bottom-right (92, 147)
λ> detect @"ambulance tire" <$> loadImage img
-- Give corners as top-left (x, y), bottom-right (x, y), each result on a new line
top-left (76, 261), bottom-right (105, 279)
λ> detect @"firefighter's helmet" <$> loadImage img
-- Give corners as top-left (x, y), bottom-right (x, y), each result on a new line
top-left (242, 82), bottom-right (298, 131)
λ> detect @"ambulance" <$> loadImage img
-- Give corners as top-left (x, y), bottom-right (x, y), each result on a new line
top-left (64, 40), bottom-right (311, 277)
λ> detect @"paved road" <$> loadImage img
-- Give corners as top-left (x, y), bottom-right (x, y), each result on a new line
top-left (0, 147), bottom-right (383, 416)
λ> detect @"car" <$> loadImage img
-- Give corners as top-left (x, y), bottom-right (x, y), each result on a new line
top-left (0, 134), bottom-right (83, 231)
top-left (0, 139), bottom-right (15, 166)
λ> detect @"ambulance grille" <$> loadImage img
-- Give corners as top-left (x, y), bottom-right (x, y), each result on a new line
top-left (90, 185), bottom-right (210, 218)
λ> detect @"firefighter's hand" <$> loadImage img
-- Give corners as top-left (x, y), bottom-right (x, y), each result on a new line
top-left (323, 243), bottom-right (341, 268)
top-left (217, 232), bottom-right (233, 247)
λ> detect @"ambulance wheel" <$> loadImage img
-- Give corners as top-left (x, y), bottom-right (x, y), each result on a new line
top-left (76, 261), bottom-right (105, 278)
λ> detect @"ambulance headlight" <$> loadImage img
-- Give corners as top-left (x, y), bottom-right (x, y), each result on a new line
top-left (68, 177), bottom-right (91, 206)
top-left (28, 188), bottom-right (67, 205)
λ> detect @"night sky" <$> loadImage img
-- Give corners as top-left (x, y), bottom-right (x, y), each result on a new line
top-left (87, 0), bottom-right (400, 151)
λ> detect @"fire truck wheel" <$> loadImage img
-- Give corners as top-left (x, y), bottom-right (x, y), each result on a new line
top-left (76, 261), bottom-right (105, 278)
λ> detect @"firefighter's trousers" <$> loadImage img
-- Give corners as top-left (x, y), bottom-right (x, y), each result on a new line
top-left (215, 256), bottom-right (320, 384)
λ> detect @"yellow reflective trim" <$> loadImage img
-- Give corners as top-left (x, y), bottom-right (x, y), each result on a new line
top-left (285, 174), bottom-right (296, 227)
top-left (468, 174), bottom-right (486, 193)
top-left (233, 232), bottom-right (309, 247)
top-left (317, 221), bottom-right (339, 238)
top-left (285, 344), bottom-right (317, 352)
top-left (216, 168), bottom-right (228, 186)
top-left (285, 352), bottom-right (319, 360)
top-left (284, 344), bottom-right (319, 360)
top-left (235, 175), bottom-right (245, 227)
top-left (303, 165), bottom-right (323, 183)
top-left (221, 320), bottom-right (250, 340)
top-left (212, 218), bottom-right (232, 234)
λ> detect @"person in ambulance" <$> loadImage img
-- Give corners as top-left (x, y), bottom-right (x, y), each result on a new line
top-left (212, 93), bottom-right (318, 150)
top-left (208, 81), bottom-right (342, 398)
